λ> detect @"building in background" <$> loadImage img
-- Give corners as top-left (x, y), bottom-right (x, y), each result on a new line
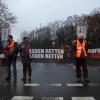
top-left (0, 22), bottom-right (11, 48)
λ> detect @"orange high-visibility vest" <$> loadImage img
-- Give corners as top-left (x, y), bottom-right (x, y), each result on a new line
top-left (7, 40), bottom-right (15, 49)
top-left (76, 39), bottom-right (87, 58)
top-left (6, 40), bottom-right (15, 55)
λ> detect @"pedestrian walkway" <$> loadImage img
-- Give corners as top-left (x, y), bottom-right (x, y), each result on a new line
top-left (0, 81), bottom-right (100, 100)
top-left (11, 96), bottom-right (96, 100)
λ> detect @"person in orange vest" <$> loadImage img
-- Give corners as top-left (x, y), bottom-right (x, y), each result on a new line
top-left (72, 36), bottom-right (90, 83)
top-left (5, 35), bottom-right (18, 81)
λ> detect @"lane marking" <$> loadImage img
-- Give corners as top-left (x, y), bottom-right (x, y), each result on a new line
top-left (72, 97), bottom-right (95, 100)
top-left (67, 83), bottom-right (83, 87)
top-left (55, 67), bottom-right (64, 68)
top-left (46, 83), bottom-right (62, 87)
top-left (67, 83), bottom-right (100, 87)
top-left (23, 82), bottom-right (100, 87)
top-left (11, 96), bottom-right (34, 100)
top-left (88, 83), bottom-right (99, 86)
top-left (24, 83), bottom-right (40, 87)
top-left (41, 97), bottom-right (63, 100)
top-left (50, 83), bottom-right (62, 87)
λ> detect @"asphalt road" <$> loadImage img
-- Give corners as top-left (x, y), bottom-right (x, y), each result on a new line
top-left (0, 62), bottom-right (100, 100)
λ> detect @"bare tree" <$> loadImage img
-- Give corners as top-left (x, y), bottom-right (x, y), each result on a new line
top-left (0, 0), bottom-right (17, 29)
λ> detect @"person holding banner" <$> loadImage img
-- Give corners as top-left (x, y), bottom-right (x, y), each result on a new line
top-left (72, 36), bottom-right (90, 83)
top-left (20, 37), bottom-right (32, 82)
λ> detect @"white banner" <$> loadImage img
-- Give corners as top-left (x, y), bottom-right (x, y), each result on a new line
top-left (29, 49), bottom-right (64, 59)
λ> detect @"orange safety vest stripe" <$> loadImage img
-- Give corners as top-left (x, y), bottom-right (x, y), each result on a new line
top-left (7, 40), bottom-right (15, 49)
top-left (76, 39), bottom-right (87, 57)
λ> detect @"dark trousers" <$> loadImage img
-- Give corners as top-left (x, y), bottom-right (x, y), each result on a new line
top-left (76, 57), bottom-right (88, 79)
top-left (7, 55), bottom-right (17, 79)
top-left (23, 63), bottom-right (32, 78)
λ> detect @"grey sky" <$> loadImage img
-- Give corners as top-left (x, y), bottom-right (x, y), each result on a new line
top-left (6, 0), bottom-right (100, 41)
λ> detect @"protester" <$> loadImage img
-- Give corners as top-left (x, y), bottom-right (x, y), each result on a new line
top-left (5, 35), bottom-right (18, 81)
top-left (72, 36), bottom-right (90, 83)
top-left (20, 37), bottom-right (32, 82)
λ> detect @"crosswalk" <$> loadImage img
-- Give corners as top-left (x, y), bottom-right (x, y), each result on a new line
top-left (24, 83), bottom-right (100, 87)
top-left (10, 82), bottom-right (98, 100)
top-left (71, 97), bottom-right (95, 100)
top-left (0, 82), bottom-right (100, 87)
top-left (67, 83), bottom-right (83, 86)
top-left (0, 82), bottom-right (99, 100)
top-left (41, 97), bottom-right (63, 100)
top-left (11, 96), bottom-right (96, 100)
top-left (24, 83), bottom-right (40, 86)
top-left (11, 96), bottom-right (34, 100)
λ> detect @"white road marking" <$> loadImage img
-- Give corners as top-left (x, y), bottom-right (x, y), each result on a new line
top-left (55, 67), bottom-right (64, 68)
top-left (72, 97), bottom-right (95, 100)
top-left (41, 97), bottom-right (63, 100)
top-left (24, 83), bottom-right (40, 87)
top-left (45, 83), bottom-right (62, 87)
top-left (11, 96), bottom-right (34, 100)
top-left (67, 83), bottom-right (83, 86)
top-left (23, 82), bottom-right (99, 87)
top-left (88, 83), bottom-right (99, 86)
